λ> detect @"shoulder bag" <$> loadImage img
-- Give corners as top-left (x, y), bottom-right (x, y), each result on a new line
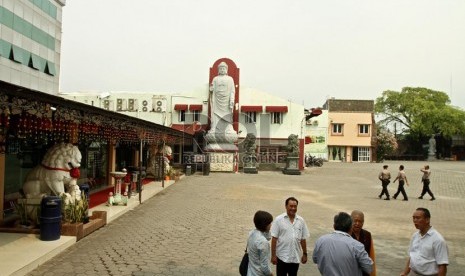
top-left (239, 245), bottom-right (248, 276)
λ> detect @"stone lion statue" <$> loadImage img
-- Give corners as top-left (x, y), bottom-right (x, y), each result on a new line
top-left (22, 143), bottom-right (82, 200)
top-left (146, 144), bottom-right (172, 177)
top-left (243, 133), bottom-right (256, 154)
top-left (286, 134), bottom-right (299, 157)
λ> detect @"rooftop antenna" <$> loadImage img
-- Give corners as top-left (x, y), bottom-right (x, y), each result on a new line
top-left (450, 74), bottom-right (452, 101)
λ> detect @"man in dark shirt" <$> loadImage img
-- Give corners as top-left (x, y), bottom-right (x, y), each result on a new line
top-left (351, 210), bottom-right (376, 276)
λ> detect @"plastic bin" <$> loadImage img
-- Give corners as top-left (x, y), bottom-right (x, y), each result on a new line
top-left (202, 163), bottom-right (210, 176)
top-left (185, 165), bottom-right (192, 176)
top-left (40, 196), bottom-right (62, 241)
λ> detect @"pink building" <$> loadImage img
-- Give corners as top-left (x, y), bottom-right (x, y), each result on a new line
top-left (324, 99), bottom-right (376, 162)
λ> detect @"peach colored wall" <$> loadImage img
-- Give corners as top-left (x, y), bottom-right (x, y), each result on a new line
top-left (327, 112), bottom-right (373, 146)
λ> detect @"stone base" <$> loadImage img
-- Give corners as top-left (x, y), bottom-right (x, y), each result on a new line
top-left (427, 155), bottom-right (437, 161)
top-left (243, 166), bottom-right (258, 174)
top-left (283, 156), bottom-right (301, 175)
top-left (283, 168), bottom-right (302, 175)
top-left (208, 152), bottom-right (235, 172)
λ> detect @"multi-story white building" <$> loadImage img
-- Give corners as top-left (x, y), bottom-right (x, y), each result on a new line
top-left (304, 109), bottom-right (329, 160)
top-left (0, 0), bottom-right (65, 94)
top-left (61, 85), bottom-right (306, 169)
top-left (59, 91), bottom-right (173, 126)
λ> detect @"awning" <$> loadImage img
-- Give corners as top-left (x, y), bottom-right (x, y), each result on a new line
top-left (241, 105), bottom-right (263, 112)
top-left (171, 123), bottom-right (207, 135)
top-left (0, 80), bottom-right (191, 145)
top-left (305, 107), bottom-right (323, 120)
top-left (174, 104), bottom-right (188, 111)
top-left (189, 104), bottom-right (203, 111)
top-left (265, 106), bottom-right (288, 113)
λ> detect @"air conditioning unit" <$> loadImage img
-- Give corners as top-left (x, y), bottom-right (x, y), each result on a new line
top-left (128, 99), bottom-right (137, 111)
top-left (141, 100), bottom-right (149, 112)
top-left (116, 98), bottom-right (126, 111)
top-left (152, 96), bottom-right (167, 113)
top-left (306, 119), bottom-right (319, 126)
top-left (103, 100), bottom-right (111, 110)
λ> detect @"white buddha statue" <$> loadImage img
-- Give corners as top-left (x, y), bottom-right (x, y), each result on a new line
top-left (209, 61), bottom-right (235, 135)
top-left (428, 135), bottom-right (436, 156)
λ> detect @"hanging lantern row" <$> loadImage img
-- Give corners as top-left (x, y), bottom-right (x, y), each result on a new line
top-left (0, 93), bottom-right (187, 146)
top-left (0, 112), bottom-right (10, 128)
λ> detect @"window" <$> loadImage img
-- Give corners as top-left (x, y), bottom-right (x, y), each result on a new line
top-left (331, 124), bottom-right (343, 135)
top-left (271, 112), bottom-right (283, 124)
top-left (358, 147), bottom-right (370, 162)
top-left (245, 112), bottom-right (256, 123)
top-left (192, 110), bottom-right (200, 122)
top-left (359, 124), bottom-right (370, 135)
top-left (178, 110), bottom-right (186, 122)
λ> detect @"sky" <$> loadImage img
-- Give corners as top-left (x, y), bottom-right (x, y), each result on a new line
top-left (60, 0), bottom-right (465, 109)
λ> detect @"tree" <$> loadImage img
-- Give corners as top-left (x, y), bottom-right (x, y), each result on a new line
top-left (376, 126), bottom-right (398, 161)
top-left (375, 87), bottom-right (465, 139)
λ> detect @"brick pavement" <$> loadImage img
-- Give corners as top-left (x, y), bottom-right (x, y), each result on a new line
top-left (27, 161), bottom-right (465, 276)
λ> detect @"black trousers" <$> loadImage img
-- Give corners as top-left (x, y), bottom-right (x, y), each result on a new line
top-left (394, 180), bottom-right (408, 200)
top-left (379, 180), bottom-right (390, 198)
top-left (420, 179), bottom-right (435, 198)
top-left (277, 258), bottom-right (299, 276)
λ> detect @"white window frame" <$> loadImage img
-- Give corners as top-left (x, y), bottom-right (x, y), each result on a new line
top-left (271, 112), bottom-right (283, 124)
top-left (359, 124), bottom-right (370, 135)
top-left (245, 112), bottom-right (256, 124)
top-left (358, 147), bottom-right (370, 162)
top-left (192, 110), bottom-right (200, 122)
top-left (178, 110), bottom-right (186, 122)
top-left (331, 124), bottom-right (343, 135)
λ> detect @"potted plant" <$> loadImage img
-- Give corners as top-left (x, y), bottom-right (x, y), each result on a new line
top-left (165, 167), bottom-right (177, 181)
top-left (13, 199), bottom-right (37, 228)
top-left (61, 191), bottom-right (89, 224)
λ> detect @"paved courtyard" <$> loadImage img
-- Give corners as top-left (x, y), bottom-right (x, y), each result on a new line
top-left (27, 161), bottom-right (465, 276)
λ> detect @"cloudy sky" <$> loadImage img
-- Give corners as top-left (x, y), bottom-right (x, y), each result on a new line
top-left (60, 0), bottom-right (465, 109)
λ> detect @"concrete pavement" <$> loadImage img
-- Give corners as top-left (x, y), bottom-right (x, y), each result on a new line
top-left (25, 161), bottom-right (465, 275)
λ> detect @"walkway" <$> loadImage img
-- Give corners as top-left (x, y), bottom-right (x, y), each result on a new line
top-left (22, 161), bottom-right (465, 275)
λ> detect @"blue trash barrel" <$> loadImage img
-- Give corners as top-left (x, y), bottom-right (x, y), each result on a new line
top-left (40, 196), bottom-right (62, 241)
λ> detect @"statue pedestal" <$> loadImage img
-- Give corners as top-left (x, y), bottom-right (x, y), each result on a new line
top-left (208, 152), bottom-right (235, 172)
top-left (204, 129), bottom-right (238, 172)
top-left (427, 154), bottom-right (437, 161)
top-left (283, 156), bottom-right (301, 175)
top-left (243, 153), bottom-right (258, 174)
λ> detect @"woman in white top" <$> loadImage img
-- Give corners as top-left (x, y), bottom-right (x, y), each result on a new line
top-left (247, 211), bottom-right (274, 276)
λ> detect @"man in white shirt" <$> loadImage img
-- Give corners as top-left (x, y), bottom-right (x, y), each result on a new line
top-left (401, 208), bottom-right (448, 276)
top-left (271, 197), bottom-right (310, 276)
